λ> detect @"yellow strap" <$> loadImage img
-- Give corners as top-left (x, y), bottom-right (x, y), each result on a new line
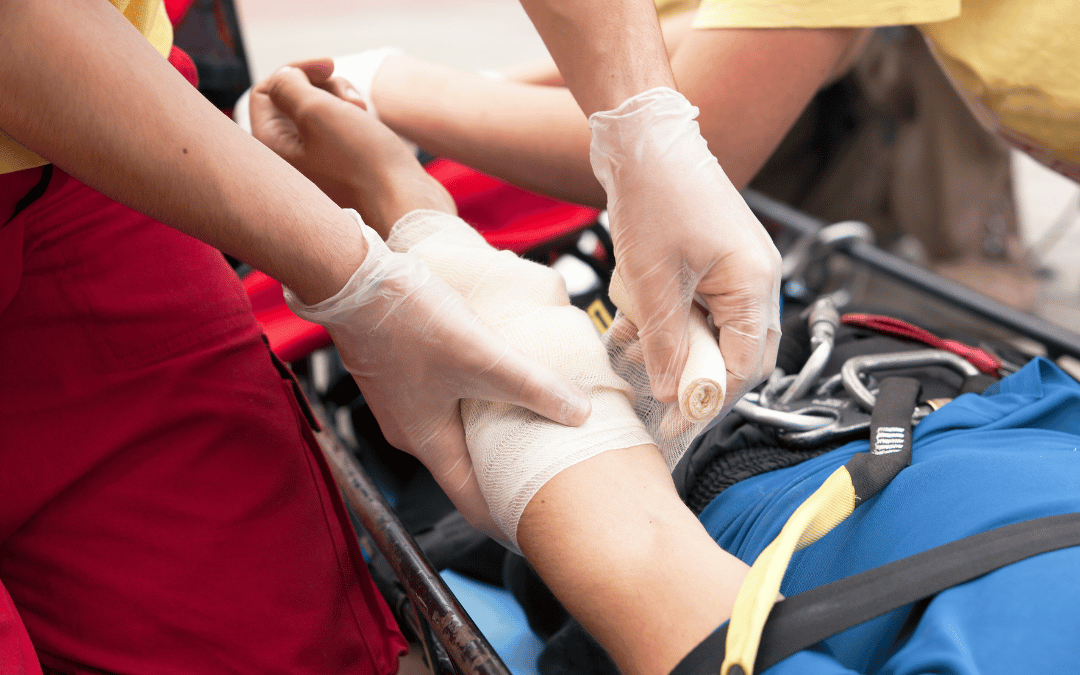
top-left (721, 466), bottom-right (857, 675)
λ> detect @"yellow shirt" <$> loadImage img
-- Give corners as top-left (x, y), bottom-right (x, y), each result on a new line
top-left (688, 0), bottom-right (1080, 180)
top-left (0, 0), bottom-right (174, 175)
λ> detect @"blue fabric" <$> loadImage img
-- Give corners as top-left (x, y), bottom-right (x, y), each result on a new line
top-left (441, 570), bottom-right (544, 675)
top-left (698, 358), bottom-right (1080, 674)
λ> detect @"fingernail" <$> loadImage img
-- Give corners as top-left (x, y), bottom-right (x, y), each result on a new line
top-left (344, 86), bottom-right (364, 102)
top-left (562, 392), bottom-right (591, 426)
top-left (653, 373), bottom-right (677, 401)
top-left (274, 65), bottom-right (298, 76)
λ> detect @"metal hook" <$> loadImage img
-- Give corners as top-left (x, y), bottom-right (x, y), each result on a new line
top-left (841, 349), bottom-right (980, 411)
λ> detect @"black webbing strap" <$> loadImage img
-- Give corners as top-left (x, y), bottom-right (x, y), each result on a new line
top-left (4, 164), bottom-right (53, 226)
top-left (671, 511), bottom-right (1080, 675)
top-left (846, 377), bottom-right (920, 505)
top-left (719, 377), bottom-right (922, 675)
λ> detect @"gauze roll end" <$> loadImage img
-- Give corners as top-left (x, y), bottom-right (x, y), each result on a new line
top-left (608, 270), bottom-right (726, 423)
top-left (679, 306), bottom-right (726, 422)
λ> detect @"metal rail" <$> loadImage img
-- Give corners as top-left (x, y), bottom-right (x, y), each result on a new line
top-left (314, 424), bottom-right (512, 675)
top-left (743, 189), bottom-right (1080, 360)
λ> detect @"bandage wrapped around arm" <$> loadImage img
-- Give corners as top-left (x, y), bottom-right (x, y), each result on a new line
top-left (386, 210), bottom-right (654, 546)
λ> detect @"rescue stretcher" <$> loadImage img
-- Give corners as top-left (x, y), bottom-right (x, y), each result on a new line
top-left (281, 182), bottom-right (1080, 675)
top-left (169, 4), bottom-right (1080, 672)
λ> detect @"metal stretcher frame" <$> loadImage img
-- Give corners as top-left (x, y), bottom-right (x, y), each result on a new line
top-left (310, 404), bottom-right (513, 675)
top-left (312, 192), bottom-right (1080, 675)
top-left (743, 189), bottom-right (1080, 361)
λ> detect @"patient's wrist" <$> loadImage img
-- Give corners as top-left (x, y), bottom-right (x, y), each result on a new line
top-left (341, 157), bottom-right (456, 239)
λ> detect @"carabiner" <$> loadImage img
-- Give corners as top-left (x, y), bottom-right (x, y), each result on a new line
top-left (841, 349), bottom-right (980, 411)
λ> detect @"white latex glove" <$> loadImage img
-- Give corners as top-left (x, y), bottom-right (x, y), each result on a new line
top-left (589, 87), bottom-right (782, 410)
top-left (284, 211), bottom-right (591, 531)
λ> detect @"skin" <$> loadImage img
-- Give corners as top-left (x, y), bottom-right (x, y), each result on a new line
top-left (0, 0), bottom-right (593, 537)
top-left (249, 74), bottom-right (754, 675)
top-left (0, 0), bottom-right (366, 304)
top-left (516, 0), bottom-right (677, 116)
top-left (517, 446), bottom-right (749, 675)
top-left (365, 19), bottom-right (863, 206)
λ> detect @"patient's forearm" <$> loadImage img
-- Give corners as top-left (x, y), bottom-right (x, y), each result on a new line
top-left (518, 446), bottom-right (748, 675)
top-left (373, 56), bottom-right (605, 208)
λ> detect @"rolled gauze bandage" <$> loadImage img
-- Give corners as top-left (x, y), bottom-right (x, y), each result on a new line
top-left (386, 210), bottom-right (654, 547)
top-left (603, 270), bottom-right (727, 470)
top-left (607, 270), bottom-right (726, 421)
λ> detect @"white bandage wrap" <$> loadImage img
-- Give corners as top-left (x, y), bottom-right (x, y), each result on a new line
top-left (387, 210), bottom-right (653, 545)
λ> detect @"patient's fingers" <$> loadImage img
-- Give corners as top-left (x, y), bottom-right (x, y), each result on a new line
top-left (248, 70), bottom-right (304, 155)
top-left (263, 67), bottom-right (344, 126)
top-left (320, 76), bottom-right (367, 109)
top-left (287, 57), bottom-right (334, 84)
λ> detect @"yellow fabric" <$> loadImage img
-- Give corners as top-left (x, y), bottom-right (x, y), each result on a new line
top-left (722, 466), bottom-right (857, 675)
top-left (687, 0), bottom-right (1079, 178)
top-left (0, 0), bottom-right (173, 175)
top-left (690, 0), bottom-right (958, 30)
top-left (655, 0), bottom-right (703, 21)
top-left (921, 0), bottom-right (1080, 177)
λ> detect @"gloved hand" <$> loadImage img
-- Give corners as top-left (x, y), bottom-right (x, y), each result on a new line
top-left (385, 210), bottom-right (653, 547)
top-left (285, 212), bottom-right (591, 533)
top-left (589, 87), bottom-right (782, 410)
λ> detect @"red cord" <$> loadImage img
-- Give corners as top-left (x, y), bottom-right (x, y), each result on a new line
top-left (842, 314), bottom-right (1002, 376)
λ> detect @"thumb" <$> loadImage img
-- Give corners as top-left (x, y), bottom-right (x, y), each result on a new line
top-left (468, 339), bottom-right (592, 428)
top-left (264, 66), bottom-right (325, 126)
top-left (608, 267), bottom-right (691, 402)
top-left (630, 276), bottom-right (693, 404)
top-left (291, 57), bottom-right (335, 84)
top-left (638, 304), bottom-right (691, 404)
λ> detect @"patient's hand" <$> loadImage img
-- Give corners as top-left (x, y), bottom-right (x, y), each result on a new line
top-left (249, 65), bottom-right (455, 236)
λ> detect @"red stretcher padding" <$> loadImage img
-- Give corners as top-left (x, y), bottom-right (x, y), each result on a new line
top-left (250, 159), bottom-right (600, 361)
top-left (424, 158), bottom-right (600, 255)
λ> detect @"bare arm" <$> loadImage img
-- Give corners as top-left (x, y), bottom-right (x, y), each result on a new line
top-left (0, 0), bottom-right (364, 303)
top-left (671, 26), bottom-right (863, 189)
top-left (515, 0), bottom-right (675, 116)
top-left (372, 26), bottom-right (861, 207)
top-left (518, 446), bottom-right (749, 675)
top-left (499, 10), bottom-right (697, 86)
top-left (373, 57), bottom-right (602, 206)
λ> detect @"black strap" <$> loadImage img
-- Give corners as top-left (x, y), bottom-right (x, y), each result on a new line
top-left (846, 377), bottom-right (920, 505)
top-left (670, 511), bottom-right (1080, 675)
top-left (4, 164), bottom-right (52, 226)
